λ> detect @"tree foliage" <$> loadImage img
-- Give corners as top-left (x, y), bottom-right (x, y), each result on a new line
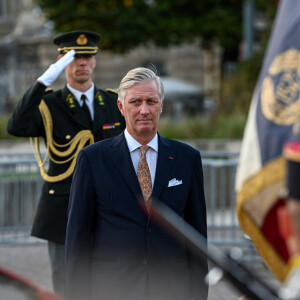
top-left (218, 0), bottom-right (278, 117)
top-left (37, 0), bottom-right (242, 59)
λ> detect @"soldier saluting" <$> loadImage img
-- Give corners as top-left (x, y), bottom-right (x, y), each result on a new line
top-left (6, 30), bottom-right (125, 298)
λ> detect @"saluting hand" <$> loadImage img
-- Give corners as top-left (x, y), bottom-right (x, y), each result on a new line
top-left (38, 49), bottom-right (75, 87)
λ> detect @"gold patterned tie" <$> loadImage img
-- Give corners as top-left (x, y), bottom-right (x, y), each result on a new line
top-left (138, 145), bottom-right (152, 206)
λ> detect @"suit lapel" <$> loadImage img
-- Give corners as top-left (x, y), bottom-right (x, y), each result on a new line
top-left (110, 134), bottom-right (176, 211)
top-left (110, 133), bottom-right (143, 201)
top-left (64, 86), bottom-right (108, 130)
top-left (63, 86), bottom-right (90, 128)
top-left (92, 89), bottom-right (107, 133)
top-left (152, 135), bottom-right (176, 203)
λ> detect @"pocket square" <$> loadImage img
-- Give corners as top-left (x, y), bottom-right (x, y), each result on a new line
top-left (168, 178), bottom-right (183, 187)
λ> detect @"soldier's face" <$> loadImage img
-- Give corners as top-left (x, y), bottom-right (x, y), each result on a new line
top-left (65, 54), bottom-right (96, 85)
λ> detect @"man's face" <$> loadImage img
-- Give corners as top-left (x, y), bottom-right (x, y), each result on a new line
top-left (64, 54), bottom-right (96, 85)
top-left (118, 80), bottom-right (163, 144)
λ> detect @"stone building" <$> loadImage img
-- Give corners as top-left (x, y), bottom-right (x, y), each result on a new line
top-left (0, 0), bottom-right (222, 117)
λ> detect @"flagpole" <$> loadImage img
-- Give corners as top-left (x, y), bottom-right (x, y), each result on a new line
top-left (243, 0), bottom-right (255, 60)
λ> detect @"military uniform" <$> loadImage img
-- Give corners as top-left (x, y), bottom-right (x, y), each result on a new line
top-left (7, 81), bottom-right (125, 243)
top-left (7, 31), bottom-right (126, 297)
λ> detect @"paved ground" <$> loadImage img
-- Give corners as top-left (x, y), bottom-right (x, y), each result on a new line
top-left (0, 242), bottom-right (280, 300)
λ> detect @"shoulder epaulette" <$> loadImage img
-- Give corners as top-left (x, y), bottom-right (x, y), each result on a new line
top-left (106, 88), bottom-right (118, 95)
top-left (45, 88), bottom-right (53, 93)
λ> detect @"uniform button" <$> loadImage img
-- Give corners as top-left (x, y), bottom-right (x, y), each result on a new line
top-left (147, 228), bottom-right (152, 233)
top-left (66, 135), bottom-right (71, 140)
top-left (49, 189), bottom-right (55, 195)
top-left (143, 259), bottom-right (148, 265)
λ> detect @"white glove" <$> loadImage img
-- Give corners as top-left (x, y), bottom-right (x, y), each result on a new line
top-left (38, 49), bottom-right (75, 86)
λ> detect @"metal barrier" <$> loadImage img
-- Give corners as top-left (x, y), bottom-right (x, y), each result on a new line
top-left (0, 151), bottom-right (259, 262)
top-left (0, 155), bottom-right (44, 244)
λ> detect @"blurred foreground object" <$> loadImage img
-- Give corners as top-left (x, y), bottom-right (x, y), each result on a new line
top-left (276, 141), bottom-right (300, 300)
top-left (150, 201), bottom-right (280, 300)
top-left (236, 0), bottom-right (300, 283)
top-left (0, 266), bottom-right (61, 300)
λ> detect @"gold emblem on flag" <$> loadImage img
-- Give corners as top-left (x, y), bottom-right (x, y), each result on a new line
top-left (261, 49), bottom-right (300, 131)
top-left (76, 34), bottom-right (88, 45)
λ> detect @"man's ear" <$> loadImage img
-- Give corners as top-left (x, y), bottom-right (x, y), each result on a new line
top-left (117, 99), bottom-right (124, 116)
top-left (91, 55), bottom-right (96, 68)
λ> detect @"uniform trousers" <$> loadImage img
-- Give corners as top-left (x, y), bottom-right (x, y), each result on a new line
top-left (48, 241), bottom-right (66, 299)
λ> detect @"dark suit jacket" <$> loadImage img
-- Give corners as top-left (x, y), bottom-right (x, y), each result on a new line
top-left (66, 132), bottom-right (207, 300)
top-left (6, 82), bottom-right (125, 243)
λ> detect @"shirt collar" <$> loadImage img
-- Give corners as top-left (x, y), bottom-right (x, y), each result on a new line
top-left (67, 83), bottom-right (95, 104)
top-left (124, 129), bottom-right (158, 153)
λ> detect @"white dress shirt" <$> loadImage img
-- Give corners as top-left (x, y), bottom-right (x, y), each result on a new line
top-left (124, 129), bottom-right (158, 187)
top-left (67, 83), bottom-right (95, 120)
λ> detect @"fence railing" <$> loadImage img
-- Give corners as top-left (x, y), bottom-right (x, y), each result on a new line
top-left (0, 151), bottom-right (260, 262)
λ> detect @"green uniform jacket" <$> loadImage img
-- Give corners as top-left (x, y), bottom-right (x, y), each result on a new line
top-left (7, 82), bottom-right (125, 244)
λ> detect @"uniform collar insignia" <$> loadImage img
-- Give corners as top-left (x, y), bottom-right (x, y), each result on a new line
top-left (95, 92), bottom-right (105, 106)
top-left (66, 93), bottom-right (77, 108)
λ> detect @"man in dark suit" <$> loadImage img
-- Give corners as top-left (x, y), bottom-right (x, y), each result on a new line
top-left (6, 31), bottom-right (125, 298)
top-left (65, 67), bottom-right (208, 300)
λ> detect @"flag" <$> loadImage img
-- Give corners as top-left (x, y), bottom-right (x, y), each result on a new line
top-left (236, 0), bottom-right (300, 282)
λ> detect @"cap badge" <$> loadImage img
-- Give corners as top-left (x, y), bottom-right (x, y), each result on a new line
top-left (76, 34), bottom-right (88, 45)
